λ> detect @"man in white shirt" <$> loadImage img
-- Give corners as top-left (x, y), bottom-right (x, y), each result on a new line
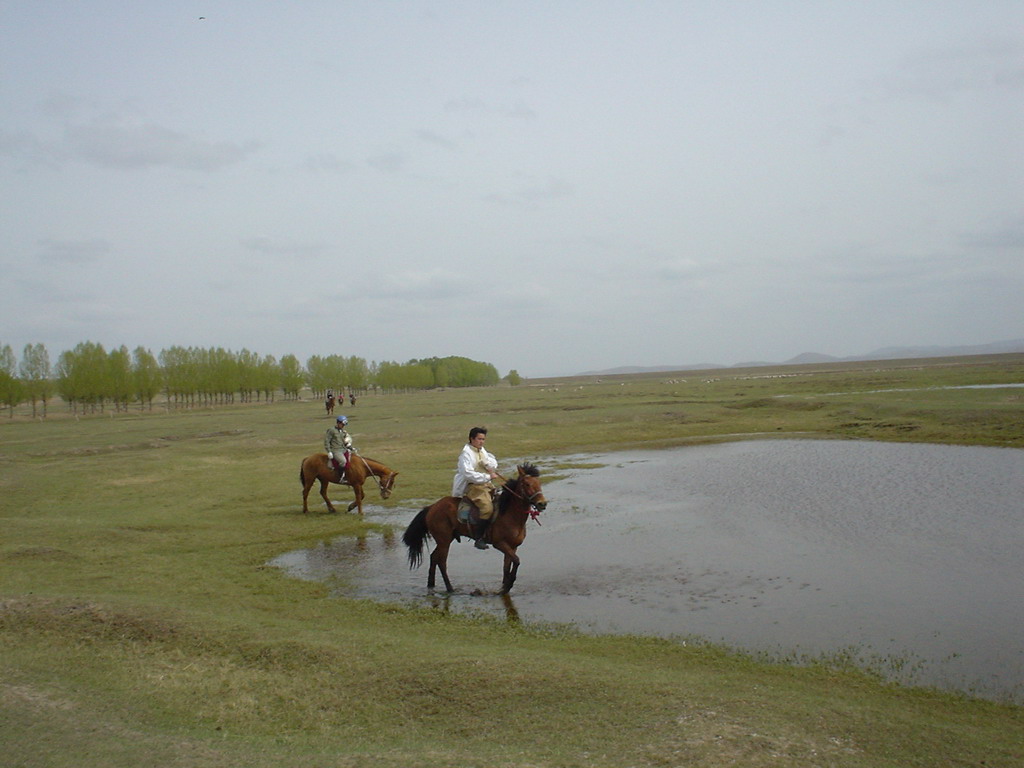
top-left (452, 426), bottom-right (499, 549)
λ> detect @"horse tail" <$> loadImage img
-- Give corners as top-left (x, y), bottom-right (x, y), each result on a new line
top-left (402, 506), bottom-right (431, 569)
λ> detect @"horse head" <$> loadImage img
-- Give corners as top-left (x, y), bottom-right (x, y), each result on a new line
top-left (517, 463), bottom-right (547, 512)
top-left (379, 470), bottom-right (398, 499)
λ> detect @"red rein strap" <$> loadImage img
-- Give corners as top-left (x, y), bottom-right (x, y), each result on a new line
top-left (528, 505), bottom-right (542, 525)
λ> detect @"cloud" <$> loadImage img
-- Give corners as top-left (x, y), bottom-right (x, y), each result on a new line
top-left (482, 176), bottom-right (575, 208)
top-left (36, 238), bottom-right (113, 264)
top-left (64, 121), bottom-right (258, 170)
top-left (444, 97), bottom-right (488, 114)
top-left (0, 128), bottom-right (61, 168)
top-left (441, 97), bottom-right (537, 120)
top-left (505, 102), bottom-right (537, 120)
top-left (652, 257), bottom-right (728, 283)
top-left (357, 269), bottom-right (472, 302)
top-left (517, 177), bottom-right (574, 202)
top-left (301, 152), bottom-right (356, 173)
top-left (0, 129), bottom-right (41, 155)
top-left (366, 151), bottom-right (410, 173)
top-left (415, 129), bottom-right (459, 150)
top-left (240, 237), bottom-right (329, 258)
top-left (884, 37), bottom-right (1024, 100)
top-left (958, 218), bottom-right (1024, 249)
top-left (13, 276), bottom-right (98, 303)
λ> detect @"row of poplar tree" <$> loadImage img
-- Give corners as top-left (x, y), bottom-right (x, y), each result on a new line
top-left (0, 341), bottom-right (515, 417)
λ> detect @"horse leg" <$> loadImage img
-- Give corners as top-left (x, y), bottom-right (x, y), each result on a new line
top-left (319, 478), bottom-right (338, 514)
top-left (429, 538), bottom-right (455, 592)
top-left (347, 482), bottom-right (364, 514)
top-left (498, 548), bottom-right (521, 595)
top-left (301, 474), bottom-right (313, 513)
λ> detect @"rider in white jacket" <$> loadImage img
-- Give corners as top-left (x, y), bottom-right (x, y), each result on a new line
top-left (452, 426), bottom-right (500, 549)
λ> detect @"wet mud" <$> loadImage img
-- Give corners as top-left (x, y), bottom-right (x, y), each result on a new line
top-left (272, 439), bottom-right (1024, 702)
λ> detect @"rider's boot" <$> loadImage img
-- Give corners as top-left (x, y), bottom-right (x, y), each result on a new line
top-left (473, 517), bottom-right (492, 550)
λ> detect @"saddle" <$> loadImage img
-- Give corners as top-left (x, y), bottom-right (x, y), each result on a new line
top-left (456, 488), bottom-right (501, 525)
top-left (331, 454), bottom-right (349, 481)
top-left (457, 498), bottom-right (479, 525)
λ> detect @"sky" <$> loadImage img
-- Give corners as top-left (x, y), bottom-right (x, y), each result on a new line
top-left (2, 2), bottom-right (1022, 378)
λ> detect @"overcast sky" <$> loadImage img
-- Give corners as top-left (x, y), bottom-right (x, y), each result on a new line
top-left (2, 2), bottom-right (1022, 377)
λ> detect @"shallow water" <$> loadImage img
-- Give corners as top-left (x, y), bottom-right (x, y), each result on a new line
top-left (272, 439), bottom-right (1024, 701)
top-left (808, 382), bottom-right (1024, 396)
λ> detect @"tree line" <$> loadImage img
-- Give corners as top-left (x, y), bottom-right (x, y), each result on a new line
top-left (0, 341), bottom-right (519, 417)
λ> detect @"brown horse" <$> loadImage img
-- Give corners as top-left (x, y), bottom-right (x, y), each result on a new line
top-left (325, 395), bottom-right (335, 415)
top-left (402, 464), bottom-right (547, 594)
top-left (299, 453), bottom-right (398, 515)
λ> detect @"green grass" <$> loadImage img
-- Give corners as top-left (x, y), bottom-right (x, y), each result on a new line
top-left (3, 354), bottom-right (1024, 767)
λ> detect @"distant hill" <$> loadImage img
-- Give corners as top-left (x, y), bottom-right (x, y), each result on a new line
top-left (780, 352), bottom-right (840, 365)
top-left (841, 338), bottom-right (1024, 362)
top-left (577, 338), bottom-right (1024, 376)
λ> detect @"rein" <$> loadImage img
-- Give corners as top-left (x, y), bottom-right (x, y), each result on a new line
top-left (353, 454), bottom-right (392, 494)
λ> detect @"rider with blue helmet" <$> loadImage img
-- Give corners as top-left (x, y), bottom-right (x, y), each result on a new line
top-left (325, 414), bottom-right (353, 476)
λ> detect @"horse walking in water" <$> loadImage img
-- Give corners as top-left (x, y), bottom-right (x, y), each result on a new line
top-left (403, 464), bottom-right (547, 594)
top-left (299, 453), bottom-right (398, 515)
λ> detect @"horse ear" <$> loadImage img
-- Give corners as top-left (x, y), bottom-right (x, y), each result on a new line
top-left (517, 464), bottom-right (526, 477)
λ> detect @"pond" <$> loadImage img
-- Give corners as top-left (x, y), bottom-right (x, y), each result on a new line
top-left (271, 439), bottom-right (1024, 702)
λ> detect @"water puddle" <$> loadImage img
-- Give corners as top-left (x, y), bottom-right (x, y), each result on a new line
top-left (272, 439), bottom-right (1024, 702)
top-left (790, 382), bottom-right (1024, 397)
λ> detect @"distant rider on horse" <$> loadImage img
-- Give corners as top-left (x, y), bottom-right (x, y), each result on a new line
top-left (325, 414), bottom-right (353, 479)
top-left (453, 426), bottom-right (500, 549)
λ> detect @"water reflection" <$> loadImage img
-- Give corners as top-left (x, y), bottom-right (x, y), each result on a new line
top-left (414, 590), bottom-right (521, 625)
top-left (272, 439), bottom-right (1024, 702)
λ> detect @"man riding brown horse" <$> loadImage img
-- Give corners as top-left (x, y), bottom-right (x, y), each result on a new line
top-left (403, 462), bottom-right (546, 593)
top-left (452, 426), bottom-right (500, 549)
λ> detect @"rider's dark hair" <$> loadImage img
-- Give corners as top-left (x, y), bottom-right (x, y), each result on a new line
top-left (468, 426), bottom-right (488, 441)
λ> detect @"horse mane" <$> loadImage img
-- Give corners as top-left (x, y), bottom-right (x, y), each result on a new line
top-left (498, 463), bottom-right (540, 515)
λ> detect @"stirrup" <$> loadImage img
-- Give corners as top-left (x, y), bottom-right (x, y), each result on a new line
top-left (474, 538), bottom-right (489, 550)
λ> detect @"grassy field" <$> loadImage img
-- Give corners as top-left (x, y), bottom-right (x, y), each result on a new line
top-left (2, 354), bottom-right (1023, 767)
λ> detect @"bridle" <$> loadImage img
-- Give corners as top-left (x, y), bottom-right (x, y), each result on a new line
top-left (496, 470), bottom-right (547, 523)
top-left (354, 454), bottom-right (396, 497)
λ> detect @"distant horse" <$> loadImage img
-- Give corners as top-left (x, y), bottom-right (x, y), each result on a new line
top-left (299, 453), bottom-right (398, 515)
top-left (403, 464), bottom-right (547, 594)
top-left (325, 394), bottom-right (336, 415)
